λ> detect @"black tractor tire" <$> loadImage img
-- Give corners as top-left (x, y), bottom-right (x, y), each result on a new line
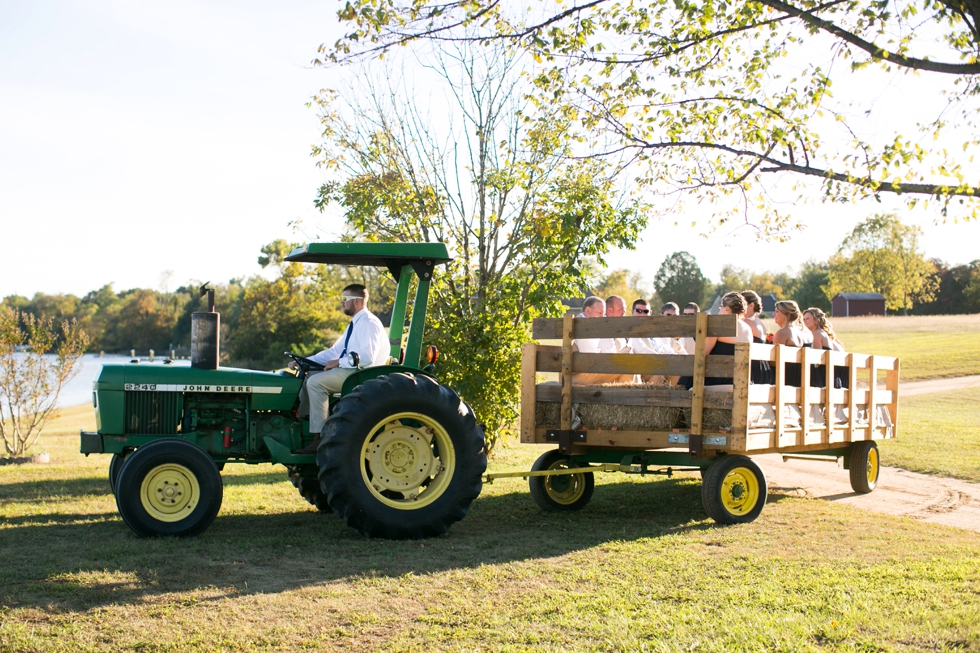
top-left (317, 373), bottom-right (486, 539)
top-left (701, 455), bottom-right (767, 525)
top-left (298, 476), bottom-right (332, 512)
top-left (849, 441), bottom-right (880, 494)
top-left (115, 440), bottom-right (223, 537)
top-left (528, 449), bottom-right (595, 512)
top-left (108, 452), bottom-right (128, 495)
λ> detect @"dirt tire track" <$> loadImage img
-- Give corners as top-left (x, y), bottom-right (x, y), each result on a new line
top-left (751, 374), bottom-right (980, 532)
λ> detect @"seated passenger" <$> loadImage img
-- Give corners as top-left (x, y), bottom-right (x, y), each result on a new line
top-left (773, 300), bottom-right (810, 387)
top-left (677, 292), bottom-right (752, 390)
top-left (804, 307), bottom-right (848, 388)
top-left (572, 297), bottom-right (633, 385)
top-left (630, 298), bottom-right (668, 384)
top-left (742, 290), bottom-right (775, 385)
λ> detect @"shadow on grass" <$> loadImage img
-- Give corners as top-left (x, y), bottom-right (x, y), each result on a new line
top-left (0, 470), bottom-right (296, 504)
top-left (0, 476), bottom-right (734, 613)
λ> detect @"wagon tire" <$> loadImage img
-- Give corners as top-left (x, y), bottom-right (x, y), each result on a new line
top-left (701, 455), bottom-right (767, 525)
top-left (849, 441), bottom-right (880, 494)
top-left (318, 373), bottom-right (486, 539)
top-left (115, 440), bottom-right (223, 537)
top-left (528, 449), bottom-right (595, 512)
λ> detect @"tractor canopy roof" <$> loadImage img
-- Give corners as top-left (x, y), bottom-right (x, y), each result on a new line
top-left (285, 242), bottom-right (452, 281)
top-left (285, 241), bottom-right (451, 266)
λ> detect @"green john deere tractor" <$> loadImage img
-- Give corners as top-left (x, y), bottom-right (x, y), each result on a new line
top-left (81, 242), bottom-right (487, 539)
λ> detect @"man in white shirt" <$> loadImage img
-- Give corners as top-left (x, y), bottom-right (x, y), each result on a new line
top-left (572, 296), bottom-right (634, 385)
top-left (295, 284), bottom-right (389, 451)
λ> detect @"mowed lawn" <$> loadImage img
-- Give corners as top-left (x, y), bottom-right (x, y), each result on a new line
top-left (2, 407), bottom-right (980, 652)
top-left (833, 314), bottom-right (980, 380)
top-left (881, 386), bottom-right (980, 483)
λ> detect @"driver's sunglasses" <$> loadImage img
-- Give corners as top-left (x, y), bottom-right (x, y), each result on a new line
top-left (633, 308), bottom-right (651, 314)
top-left (341, 295), bottom-right (362, 303)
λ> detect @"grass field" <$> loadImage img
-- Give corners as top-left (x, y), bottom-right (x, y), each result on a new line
top-left (2, 418), bottom-right (979, 652)
top-left (880, 386), bottom-right (980, 483)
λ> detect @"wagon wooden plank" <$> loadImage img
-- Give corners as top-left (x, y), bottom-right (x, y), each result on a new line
top-left (520, 342), bottom-right (537, 444)
top-left (534, 347), bottom-right (734, 376)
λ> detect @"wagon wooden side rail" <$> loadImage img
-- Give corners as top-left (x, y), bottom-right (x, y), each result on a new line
top-left (502, 312), bottom-right (899, 524)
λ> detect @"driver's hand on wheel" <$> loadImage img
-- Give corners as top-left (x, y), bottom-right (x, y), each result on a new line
top-left (288, 360), bottom-right (299, 370)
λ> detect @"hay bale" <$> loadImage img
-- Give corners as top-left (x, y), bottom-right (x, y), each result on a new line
top-left (679, 407), bottom-right (732, 429)
top-left (534, 400), bottom-right (683, 430)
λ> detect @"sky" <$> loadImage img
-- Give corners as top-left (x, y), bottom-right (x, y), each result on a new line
top-left (2, 0), bottom-right (979, 300)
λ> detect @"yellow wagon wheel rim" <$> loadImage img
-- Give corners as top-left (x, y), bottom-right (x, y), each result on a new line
top-left (866, 447), bottom-right (879, 485)
top-left (720, 466), bottom-right (761, 517)
top-left (140, 463), bottom-right (200, 522)
top-left (360, 412), bottom-right (456, 510)
top-left (544, 459), bottom-right (588, 506)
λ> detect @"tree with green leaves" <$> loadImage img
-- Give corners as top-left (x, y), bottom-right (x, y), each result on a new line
top-left (323, 0), bottom-right (980, 231)
top-left (828, 214), bottom-right (938, 313)
top-left (311, 45), bottom-right (644, 446)
top-left (653, 252), bottom-right (709, 308)
top-left (0, 307), bottom-right (88, 458)
top-left (785, 260), bottom-right (833, 313)
top-left (593, 269), bottom-right (649, 303)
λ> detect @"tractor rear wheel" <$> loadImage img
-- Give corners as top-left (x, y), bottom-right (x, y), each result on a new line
top-left (701, 455), bottom-right (767, 524)
top-left (318, 373), bottom-right (486, 539)
top-left (115, 440), bottom-right (223, 537)
top-left (528, 449), bottom-right (595, 512)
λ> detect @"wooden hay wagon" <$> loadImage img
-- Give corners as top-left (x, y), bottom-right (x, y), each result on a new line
top-left (506, 313), bottom-right (899, 524)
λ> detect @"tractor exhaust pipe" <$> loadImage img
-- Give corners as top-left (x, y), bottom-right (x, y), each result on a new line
top-left (191, 283), bottom-right (219, 370)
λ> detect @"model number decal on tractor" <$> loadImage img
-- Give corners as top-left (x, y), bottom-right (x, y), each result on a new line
top-left (123, 383), bottom-right (282, 394)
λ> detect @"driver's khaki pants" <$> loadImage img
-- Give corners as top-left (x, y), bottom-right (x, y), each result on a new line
top-left (300, 368), bottom-right (357, 434)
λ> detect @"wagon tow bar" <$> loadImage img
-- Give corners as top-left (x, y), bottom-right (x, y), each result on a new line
top-left (482, 464), bottom-right (703, 484)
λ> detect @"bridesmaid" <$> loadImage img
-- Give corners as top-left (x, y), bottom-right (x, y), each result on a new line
top-left (772, 300), bottom-right (810, 387)
top-left (804, 307), bottom-right (848, 388)
top-left (742, 290), bottom-right (775, 384)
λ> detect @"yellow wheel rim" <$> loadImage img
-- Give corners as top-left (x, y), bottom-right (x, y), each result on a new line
top-left (139, 463), bottom-right (200, 522)
top-left (867, 447), bottom-right (879, 485)
top-left (359, 412), bottom-right (456, 510)
top-left (544, 459), bottom-right (587, 506)
top-left (720, 466), bottom-right (760, 517)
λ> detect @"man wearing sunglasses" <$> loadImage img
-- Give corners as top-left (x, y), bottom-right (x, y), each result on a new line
top-left (294, 284), bottom-right (388, 452)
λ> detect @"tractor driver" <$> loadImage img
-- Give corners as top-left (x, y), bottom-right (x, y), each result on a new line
top-left (293, 283), bottom-right (389, 453)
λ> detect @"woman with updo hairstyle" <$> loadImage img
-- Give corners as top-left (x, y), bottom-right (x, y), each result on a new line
top-left (804, 307), bottom-right (849, 388)
top-left (773, 300), bottom-right (812, 387)
top-left (678, 292), bottom-right (753, 389)
top-left (741, 290), bottom-right (775, 384)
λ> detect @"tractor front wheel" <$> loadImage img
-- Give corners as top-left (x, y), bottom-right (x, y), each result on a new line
top-left (318, 373), bottom-right (486, 539)
top-left (528, 449), bottom-right (595, 512)
top-left (115, 440), bottom-right (223, 537)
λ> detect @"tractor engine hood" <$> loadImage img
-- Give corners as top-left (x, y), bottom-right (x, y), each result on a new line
top-left (94, 363), bottom-right (301, 414)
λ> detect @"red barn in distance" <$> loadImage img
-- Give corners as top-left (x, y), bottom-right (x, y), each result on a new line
top-left (831, 292), bottom-right (887, 317)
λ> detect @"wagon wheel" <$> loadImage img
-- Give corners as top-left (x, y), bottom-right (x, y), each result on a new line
top-left (849, 441), bottom-right (880, 494)
top-left (318, 373), bottom-right (486, 539)
top-left (528, 449), bottom-right (595, 512)
top-left (115, 440), bottom-right (223, 537)
top-left (701, 455), bottom-right (767, 524)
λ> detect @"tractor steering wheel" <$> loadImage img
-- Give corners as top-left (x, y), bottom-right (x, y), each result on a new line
top-left (283, 352), bottom-right (325, 379)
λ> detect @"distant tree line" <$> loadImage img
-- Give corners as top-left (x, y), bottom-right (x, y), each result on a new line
top-left (595, 214), bottom-right (976, 316)
top-left (1, 240), bottom-right (396, 371)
